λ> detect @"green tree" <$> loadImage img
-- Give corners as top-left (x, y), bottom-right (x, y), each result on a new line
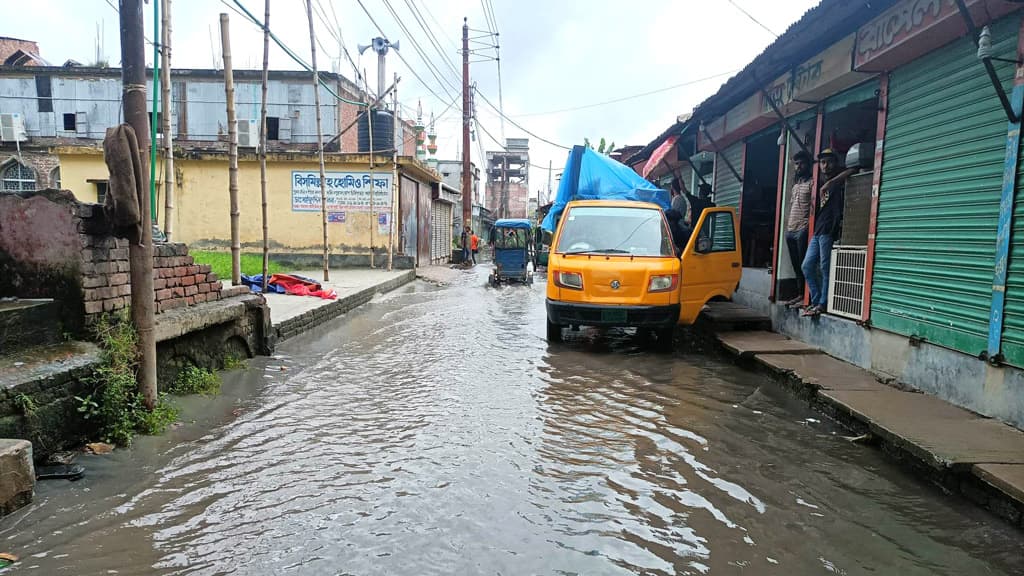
top-left (583, 137), bottom-right (615, 155)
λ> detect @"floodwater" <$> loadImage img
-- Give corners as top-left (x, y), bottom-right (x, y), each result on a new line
top-left (3, 267), bottom-right (1023, 575)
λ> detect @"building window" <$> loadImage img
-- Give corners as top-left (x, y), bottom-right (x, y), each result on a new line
top-left (63, 113), bottom-right (76, 131)
top-left (95, 181), bottom-right (108, 204)
top-left (267, 116), bottom-right (280, 140)
top-left (50, 166), bottom-right (60, 189)
top-left (1, 162), bottom-right (36, 192)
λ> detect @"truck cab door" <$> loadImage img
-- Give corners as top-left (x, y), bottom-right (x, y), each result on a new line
top-left (678, 207), bottom-right (742, 325)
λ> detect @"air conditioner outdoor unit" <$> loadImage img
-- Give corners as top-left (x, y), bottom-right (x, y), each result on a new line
top-left (827, 245), bottom-right (868, 320)
top-left (236, 119), bottom-right (259, 148)
top-left (0, 113), bottom-right (27, 142)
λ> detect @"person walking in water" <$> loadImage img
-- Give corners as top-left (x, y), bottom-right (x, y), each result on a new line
top-left (470, 229), bottom-right (480, 265)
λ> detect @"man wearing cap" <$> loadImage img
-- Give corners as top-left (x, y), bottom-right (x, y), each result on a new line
top-left (801, 148), bottom-right (858, 317)
top-left (784, 150), bottom-right (813, 307)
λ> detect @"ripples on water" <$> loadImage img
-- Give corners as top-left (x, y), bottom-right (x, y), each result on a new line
top-left (4, 269), bottom-right (1023, 575)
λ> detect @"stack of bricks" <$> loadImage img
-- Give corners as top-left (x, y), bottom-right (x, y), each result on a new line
top-left (81, 235), bottom-right (132, 316)
top-left (80, 234), bottom-right (248, 323)
top-left (152, 243), bottom-right (223, 313)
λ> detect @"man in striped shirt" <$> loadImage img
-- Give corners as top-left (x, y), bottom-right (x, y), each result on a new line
top-left (784, 150), bottom-right (813, 307)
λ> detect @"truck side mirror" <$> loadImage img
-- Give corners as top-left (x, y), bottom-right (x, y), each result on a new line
top-left (695, 236), bottom-right (713, 254)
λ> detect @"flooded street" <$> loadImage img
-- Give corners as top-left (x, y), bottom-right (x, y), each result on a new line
top-left (4, 268), bottom-right (1022, 575)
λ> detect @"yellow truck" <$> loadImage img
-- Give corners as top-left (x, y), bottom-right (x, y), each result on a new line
top-left (541, 147), bottom-right (741, 345)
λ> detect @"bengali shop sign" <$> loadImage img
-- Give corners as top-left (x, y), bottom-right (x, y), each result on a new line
top-left (291, 171), bottom-right (392, 212)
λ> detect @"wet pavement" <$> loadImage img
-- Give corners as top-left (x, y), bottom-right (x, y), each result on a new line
top-left (3, 266), bottom-right (1023, 575)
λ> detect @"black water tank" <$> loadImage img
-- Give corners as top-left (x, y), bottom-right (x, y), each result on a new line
top-left (357, 110), bottom-right (395, 153)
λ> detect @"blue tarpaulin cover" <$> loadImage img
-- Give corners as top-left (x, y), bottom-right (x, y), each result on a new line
top-left (494, 218), bottom-right (534, 230)
top-left (541, 145), bottom-right (670, 232)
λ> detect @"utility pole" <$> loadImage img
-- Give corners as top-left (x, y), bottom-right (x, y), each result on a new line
top-left (120, 0), bottom-right (157, 410)
top-left (306, 0), bottom-right (330, 282)
top-left (461, 18), bottom-right (471, 232)
top-left (258, 0), bottom-right (270, 293)
top-left (160, 0), bottom-right (174, 240)
top-left (388, 72), bottom-right (398, 271)
top-left (368, 71), bottom-right (376, 269)
top-left (547, 160), bottom-right (552, 205)
top-left (220, 13), bottom-right (241, 286)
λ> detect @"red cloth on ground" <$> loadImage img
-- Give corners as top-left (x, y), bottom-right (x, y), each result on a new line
top-left (268, 274), bottom-right (338, 300)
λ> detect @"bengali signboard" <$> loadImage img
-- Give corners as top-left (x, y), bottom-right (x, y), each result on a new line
top-left (291, 171), bottom-right (392, 212)
top-left (854, 0), bottom-right (1016, 70)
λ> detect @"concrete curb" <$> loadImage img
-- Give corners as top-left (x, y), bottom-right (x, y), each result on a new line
top-left (273, 270), bottom-right (416, 341)
top-left (697, 322), bottom-right (1024, 528)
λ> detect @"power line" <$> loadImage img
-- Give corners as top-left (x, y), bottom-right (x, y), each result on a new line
top-left (475, 87), bottom-right (569, 150)
top-left (403, 0), bottom-right (461, 78)
top-left (512, 69), bottom-right (738, 117)
top-left (354, 0), bottom-right (455, 105)
top-left (227, 0), bottom-right (366, 105)
top-left (379, 0), bottom-right (460, 97)
top-left (726, 0), bottom-right (778, 38)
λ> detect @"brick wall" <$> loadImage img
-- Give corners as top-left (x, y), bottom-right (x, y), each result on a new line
top-left (0, 38), bottom-right (40, 65)
top-left (0, 151), bottom-right (60, 188)
top-left (0, 190), bottom-right (245, 332)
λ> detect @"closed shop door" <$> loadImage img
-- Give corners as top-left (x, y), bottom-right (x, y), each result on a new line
top-left (714, 141), bottom-right (744, 209)
top-left (430, 200), bottom-right (447, 263)
top-left (870, 14), bottom-right (1018, 357)
top-left (418, 183), bottom-right (432, 265)
top-left (399, 176), bottom-right (417, 257)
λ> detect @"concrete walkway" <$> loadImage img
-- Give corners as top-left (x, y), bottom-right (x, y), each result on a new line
top-left (705, 303), bottom-right (1024, 528)
top-left (232, 269), bottom-right (415, 341)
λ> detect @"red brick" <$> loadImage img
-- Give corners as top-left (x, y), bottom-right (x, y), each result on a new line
top-left (118, 284), bottom-right (132, 297)
top-left (195, 274), bottom-right (206, 283)
top-left (187, 265), bottom-right (200, 275)
top-left (102, 297), bottom-right (121, 312)
top-left (167, 277), bottom-right (180, 288)
top-left (84, 300), bottom-right (103, 314)
top-left (172, 287), bottom-right (185, 297)
top-left (184, 256), bottom-right (194, 265)
top-left (184, 285), bottom-right (198, 296)
top-left (156, 288), bottom-right (173, 301)
top-left (109, 273), bottom-right (129, 285)
top-left (116, 261), bottom-right (130, 273)
top-left (206, 273), bottom-right (219, 283)
top-left (82, 276), bottom-right (107, 289)
top-left (83, 288), bottom-right (102, 302)
top-left (211, 281), bottom-right (223, 292)
top-left (193, 293), bottom-right (206, 304)
top-left (173, 266), bottom-right (188, 276)
top-left (209, 292), bottom-right (220, 301)
top-left (185, 296), bottom-right (195, 305)
top-left (198, 282), bottom-right (211, 294)
top-left (162, 298), bottom-right (186, 311)
top-left (154, 278), bottom-right (167, 290)
top-left (181, 275), bottom-right (196, 287)
top-left (198, 264), bottom-right (212, 274)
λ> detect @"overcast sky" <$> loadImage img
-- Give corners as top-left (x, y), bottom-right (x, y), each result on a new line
top-left (11, 0), bottom-right (817, 198)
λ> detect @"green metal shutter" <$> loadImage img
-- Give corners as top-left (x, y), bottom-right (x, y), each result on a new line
top-left (714, 141), bottom-right (743, 208)
top-left (870, 15), bottom-right (1018, 356)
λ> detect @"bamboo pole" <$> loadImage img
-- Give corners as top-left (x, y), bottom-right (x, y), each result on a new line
top-left (160, 0), bottom-right (174, 240)
top-left (120, 0), bottom-right (157, 409)
top-left (220, 13), bottom-right (241, 286)
top-left (305, 0), bottom-right (330, 282)
top-left (259, 0), bottom-right (270, 292)
top-left (388, 72), bottom-right (397, 271)
top-left (367, 68), bottom-right (375, 269)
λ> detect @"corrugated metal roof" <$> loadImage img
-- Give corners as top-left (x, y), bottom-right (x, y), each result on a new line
top-left (628, 0), bottom-right (899, 167)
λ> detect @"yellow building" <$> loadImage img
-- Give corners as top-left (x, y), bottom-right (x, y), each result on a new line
top-left (54, 146), bottom-right (448, 265)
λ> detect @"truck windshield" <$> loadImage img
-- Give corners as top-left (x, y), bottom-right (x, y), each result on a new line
top-left (555, 206), bottom-right (672, 256)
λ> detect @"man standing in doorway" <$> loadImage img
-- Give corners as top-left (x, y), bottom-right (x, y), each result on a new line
top-left (461, 226), bottom-right (470, 265)
top-left (685, 183), bottom-right (715, 226)
top-left (801, 149), bottom-right (857, 317)
top-left (784, 150), bottom-right (813, 307)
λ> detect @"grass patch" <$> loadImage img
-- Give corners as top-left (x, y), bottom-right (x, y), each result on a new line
top-left (79, 311), bottom-right (180, 446)
top-left (168, 365), bottom-right (222, 396)
top-left (223, 355), bottom-right (246, 371)
top-left (191, 251), bottom-right (284, 281)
